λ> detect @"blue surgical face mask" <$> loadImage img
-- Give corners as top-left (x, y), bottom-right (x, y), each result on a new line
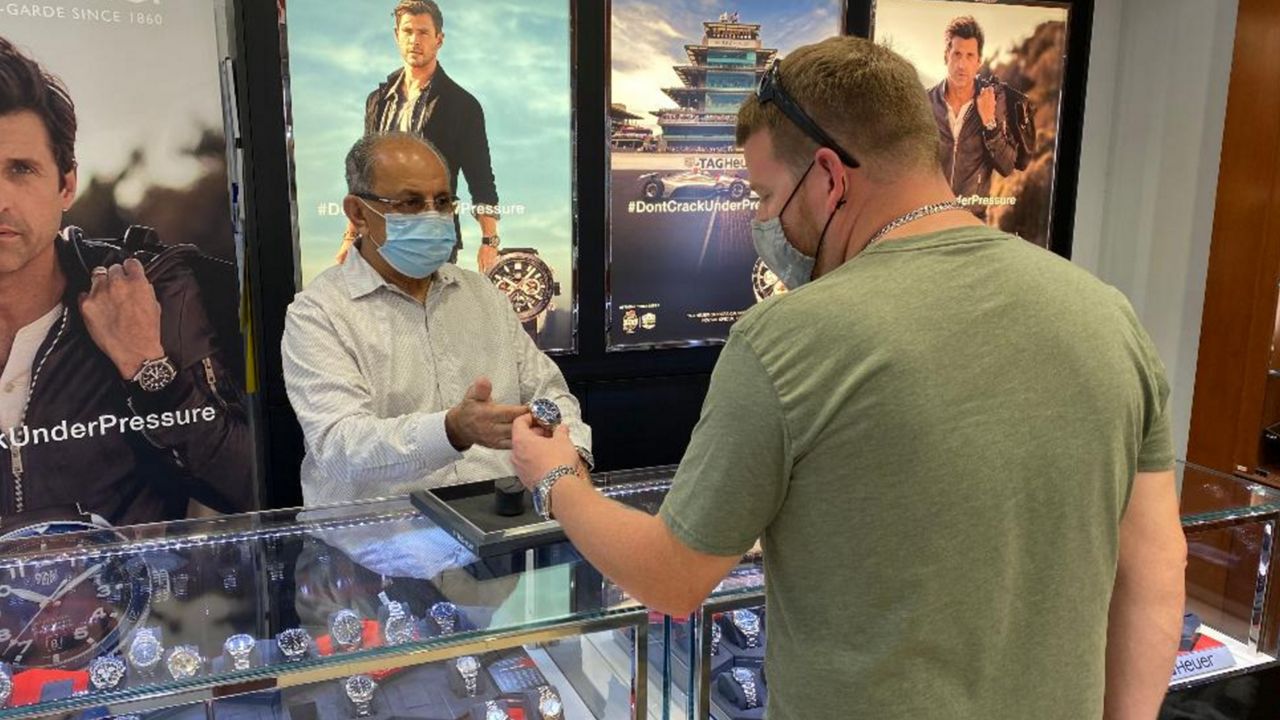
top-left (360, 200), bottom-right (456, 279)
top-left (749, 162), bottom-right (842, 291)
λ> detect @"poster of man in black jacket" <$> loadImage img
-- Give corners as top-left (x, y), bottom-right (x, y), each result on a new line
top-left (929, 16), bottom-right (1024, 220)
top-left (363, 0), bottom-right (501, 273)
top-left (0, 37), bottom-right (254, 526)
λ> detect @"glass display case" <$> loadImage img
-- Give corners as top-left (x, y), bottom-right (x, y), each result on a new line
top-left (1, 462), bottom-right (1275, 720)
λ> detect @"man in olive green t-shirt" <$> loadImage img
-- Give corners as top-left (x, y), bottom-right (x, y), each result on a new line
top-left (514, 36), bottom-right (1186, 719)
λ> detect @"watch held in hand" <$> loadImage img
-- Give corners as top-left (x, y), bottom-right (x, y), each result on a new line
top-left (131, 356), bottom-right (177, 392)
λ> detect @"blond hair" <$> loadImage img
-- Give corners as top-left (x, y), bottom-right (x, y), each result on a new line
top-left (736, 36), bottom-right (939, 182)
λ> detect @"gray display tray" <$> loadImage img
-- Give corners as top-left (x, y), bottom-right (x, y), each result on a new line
top-left (409, 466), bottom-right (675, 559)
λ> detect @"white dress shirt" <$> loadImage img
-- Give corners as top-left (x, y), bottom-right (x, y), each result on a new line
top-left (282, 251), bottom-right (590, 506)
top-left (0, 304), bottom-right (63, 432)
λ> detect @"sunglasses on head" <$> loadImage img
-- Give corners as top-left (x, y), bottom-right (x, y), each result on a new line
top-left (756, 60), bottom-right (860, 169)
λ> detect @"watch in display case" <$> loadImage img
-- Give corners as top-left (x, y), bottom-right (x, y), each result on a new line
top-left (0, 663), bottom-right (12, 707)
top-left (751, 258), bottom-right (788, 303)
top-left (731, 667), bottom-right (760, 709)
top-left (485, 248), bottom-right (560, 339)
top-left (382, 600), bottom-right (416, 646)
top-left (276, 628), bottom-right (312, 662)
top-left (537, 685), bottom-right (564, 720)
top-left (484, 700), bottom-right (510, 720)
top-left (88, 655), bottom-right (127, 692)
top-left (729, 609), bottom-right (761, 649)
top-left (330, 609), bottom-right (365, 651)
top-left (343, 674), bottom-right (378, 718)
top-left (126, 628), bottom-right (164, 677)
top-left (0, 508), bottom-right (152, 670)
top-left (165, 645), bottom-right (203, 680)
top-left (223, 633), bottom-right (256, 671)
top-left (430, 601), bottom-right (458, 636)
top-left (455, 655), bottom-right (480, 697)
top-left (710, 621), bottom-right (722, 657)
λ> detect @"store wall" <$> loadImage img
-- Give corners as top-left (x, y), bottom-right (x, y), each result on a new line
top-left (1072, 0), bottom-right (1239, 461)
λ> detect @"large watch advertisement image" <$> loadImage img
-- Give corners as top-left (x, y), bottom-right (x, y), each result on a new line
top-left (0, 1), bottom-right (256, 531)
top-left (607, 0), bottom-right (845, 350)
top-left (871, 0), bottom-right (1073, 250)
top-left (281, 0), bottom-right (577, 353)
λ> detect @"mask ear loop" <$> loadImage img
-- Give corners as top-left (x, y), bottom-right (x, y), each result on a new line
top-left (808, 181), bottom-right (849, 282)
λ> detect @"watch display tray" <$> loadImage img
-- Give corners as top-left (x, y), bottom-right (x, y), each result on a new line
top-left (409, 467), bottom-right (675, 560)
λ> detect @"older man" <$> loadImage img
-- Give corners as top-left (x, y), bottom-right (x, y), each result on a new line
top-left (514, 37), bottom-right (1184, 720)
top-left (283, 132), bottom-right (588, 505)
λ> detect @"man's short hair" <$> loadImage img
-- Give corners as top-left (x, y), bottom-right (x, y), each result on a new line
top-left (0, 36), bottom-right (77, 181)
top-left (345, 131), bottom-right (450, 195)
top-left (945, 16), bottom-right (985, 56)
top-left (736, 36), bottom-right (939, 182)
top-left (393, 0), bottom-right (444, 32)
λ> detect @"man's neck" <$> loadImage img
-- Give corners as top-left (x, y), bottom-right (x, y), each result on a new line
top-left (833, 174), bottom-right (982, 267)
top-left (945, 78), bottom-right (975, 106)
top-left (403, 61), bottom-right (438, 94)
top-left (0, 244), bottom-right (65, 333)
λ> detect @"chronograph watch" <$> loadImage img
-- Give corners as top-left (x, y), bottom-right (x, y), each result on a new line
top-left (485, 248), bottom-right (561, 341)
top-left (0, 507), bottom-right (151, 671)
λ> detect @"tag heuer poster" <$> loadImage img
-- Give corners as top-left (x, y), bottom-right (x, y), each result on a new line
top-left (607, 0), bottom-right (845, 349)
top-left (281, 0), bottom-right (576, 353)
top-left (872, 0), bottom-right (1072, 250)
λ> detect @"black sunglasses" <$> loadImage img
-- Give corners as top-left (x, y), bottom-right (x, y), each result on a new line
top-left (756, 60), bottom-right (860, 168)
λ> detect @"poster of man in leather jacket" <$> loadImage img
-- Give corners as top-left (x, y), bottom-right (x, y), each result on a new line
top-left (0, 5), bottom-right (255, 526)
top-left (873, 0), bottom-right (1070, 249)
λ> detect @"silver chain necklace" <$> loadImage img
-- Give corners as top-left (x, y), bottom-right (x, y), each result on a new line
top-left (867, 200), bottom-right (965, 246)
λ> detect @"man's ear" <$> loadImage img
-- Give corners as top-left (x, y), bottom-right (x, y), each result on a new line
top-left (815, 149), bottom-right (848, 214)
top-left (60, 165), bottom-right (78, 208)
top-left (343, 195), bottom-right (368, 236)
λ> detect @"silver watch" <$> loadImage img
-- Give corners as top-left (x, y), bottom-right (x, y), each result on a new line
top-left (0, 663), bottom-right (13, 707)
top-left (276, 628), bottom-right (312, 662)
top-left (379, 593), bottom-right (415, 646)
top-left (430, 601), bottom-right (457, 635)
top-left (529, 398), bottom-right (562, 432)
top-left (343, 674), bottom-right (377, 718)
top-left (455, 655), bottom-right (480, 697)
top-left (484, 701), bottom-right (509, 720)
top-left (131, 356), bottom-right (178, 392)
top-left (710, 621), bottom-right (722, 656)
top-left (88, 655), bottom-right (127, 692)
top-left (532, 464), bottom-right (578, 521)
top-left (165, 645), bottom-right (204, 680)
top-left (730, 609), bottom-right (761, 649)
top-left (731, 667), bottom-right (759, 709)
top-left (330, 609), bottom-right (364, 651)
top-left (127, 627), bottom-right (164, 676)
top-left (224, 633), bottom-right (256, 671)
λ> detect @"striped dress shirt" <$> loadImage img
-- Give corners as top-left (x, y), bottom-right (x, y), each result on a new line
top-left (282, 251), bottom-right (590, 506)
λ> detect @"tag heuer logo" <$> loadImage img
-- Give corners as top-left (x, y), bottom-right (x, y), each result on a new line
top-left (622, 310), bottom-right (639, 334)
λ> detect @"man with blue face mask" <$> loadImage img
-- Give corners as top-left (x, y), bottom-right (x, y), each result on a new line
top-left (282, 132), bottom-right (591, 505)
top-left (511, 37), bottom-right (1184, 719)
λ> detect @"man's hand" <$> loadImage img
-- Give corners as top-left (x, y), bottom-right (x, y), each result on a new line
top-left (512, 415), bottom-right (580, 490)
top-left (478, 245), bottom-right (499, 275)
top-left (444, 377), bottom-right (528, 451)
top-left (78, 259), bottom-right (166, 381)
top-left (977, 85), bottom-right (998, 128)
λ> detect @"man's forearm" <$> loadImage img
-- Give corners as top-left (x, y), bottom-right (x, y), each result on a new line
top-left (551, 473), bottom-right (708, 616)
top-left (1103, 565), bottom-right (1184, 718)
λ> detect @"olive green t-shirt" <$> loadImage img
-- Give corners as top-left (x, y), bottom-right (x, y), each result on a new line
top-left (659, 227), bottom-right (1174, 719)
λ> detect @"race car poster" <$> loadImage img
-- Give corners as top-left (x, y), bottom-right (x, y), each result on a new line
top-left (873, 0), bottom-right (1071, 249)
top-left (281, 0), bottom-right (576, 353)
top-left (607, 0), bottom-right (846, 350)
top-left (0, 1), bottom-right (257, 525)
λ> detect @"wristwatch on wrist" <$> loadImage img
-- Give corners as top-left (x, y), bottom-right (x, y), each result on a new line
top-left (984, 118), bottom-right (999, 132)
top-left (731, 667), bottom-right (759, 709)
top-left (533, 464), bottom-right (578, 521)
top-left (131, 356), bottom-right (178, 392)
top-left (481, 235), bottom-right (501, 249)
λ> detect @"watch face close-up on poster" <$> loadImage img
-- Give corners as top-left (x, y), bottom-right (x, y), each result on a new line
top-left (0, 1), bottom-right (256, 524)
top-left (607, 0), bottom-right (845, 350)
top-left (282, 0), bottom-right (576, 353)
top-left (873, 0), bottom-right (1071, 249)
